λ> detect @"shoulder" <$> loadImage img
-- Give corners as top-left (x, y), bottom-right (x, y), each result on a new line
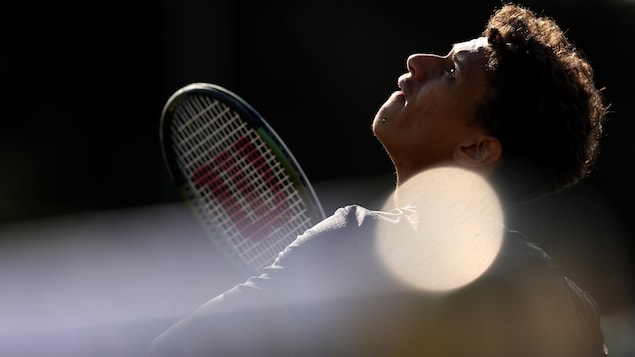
top-left (480, 229), bottom-right (579, 302)
top-left (493, 229), bottom-right (559, 273)
top-left (454, 229), bottom-right (606, 356)
top-left (276, 204), bottom-right (407, 257)
top-left (263, 205), bottom-right (409, 298)
top-left (274, 203), bottom-right (409, 260)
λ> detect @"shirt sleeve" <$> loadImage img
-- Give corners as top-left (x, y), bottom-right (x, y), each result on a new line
top-left (146, 205), bottom-right (402, 357)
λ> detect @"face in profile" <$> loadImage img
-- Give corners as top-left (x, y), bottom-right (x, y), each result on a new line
top-left (373, 37), bottom-right (494, 177)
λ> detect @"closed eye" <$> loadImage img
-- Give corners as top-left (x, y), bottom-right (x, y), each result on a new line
top-left (445, 52), bottom-right (463, 79)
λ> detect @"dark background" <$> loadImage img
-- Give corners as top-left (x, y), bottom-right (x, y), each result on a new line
top-left (1, 0), bottom-right (634, 355)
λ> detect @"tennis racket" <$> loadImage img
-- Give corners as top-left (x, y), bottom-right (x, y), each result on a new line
top-left (160, 83), bottom-right (325, 274)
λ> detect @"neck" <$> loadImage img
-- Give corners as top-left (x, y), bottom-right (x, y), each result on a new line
top-left (392, 164), bottom-right (502, 209)
top-left (392, 171), bottom-right (411, 208)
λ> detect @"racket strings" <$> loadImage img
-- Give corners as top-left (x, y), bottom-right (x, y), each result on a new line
top-left (176, 101), bottom-right (245, 171)
top-left (170, 94), bottom-right (315, 271)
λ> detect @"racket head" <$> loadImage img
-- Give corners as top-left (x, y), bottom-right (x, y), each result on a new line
top-left (160, 83), bottom-right (325, 273)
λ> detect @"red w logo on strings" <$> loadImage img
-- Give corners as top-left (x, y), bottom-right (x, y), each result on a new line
top-left (191, 136), bottom-right (292, 241)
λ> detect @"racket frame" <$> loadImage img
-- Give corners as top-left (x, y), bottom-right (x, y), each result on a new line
top-left (160, 83), bottom-right (325, 272)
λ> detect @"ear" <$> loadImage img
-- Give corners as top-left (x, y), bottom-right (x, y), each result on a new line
top-left (453, 136), bottom-right (502, 168)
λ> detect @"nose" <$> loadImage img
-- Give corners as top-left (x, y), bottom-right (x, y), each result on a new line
top-left (406, 53), bottom-right (445, 81)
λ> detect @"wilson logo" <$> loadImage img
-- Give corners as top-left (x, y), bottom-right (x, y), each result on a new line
top-left (191, 136), bottom-right (291, 241)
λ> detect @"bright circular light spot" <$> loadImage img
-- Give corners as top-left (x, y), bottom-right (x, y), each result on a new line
top-left (375, 167), bottom-right (504, 292)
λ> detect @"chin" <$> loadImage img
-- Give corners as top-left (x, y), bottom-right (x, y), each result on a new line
top-left (371, 115), bottom-right (386, 134)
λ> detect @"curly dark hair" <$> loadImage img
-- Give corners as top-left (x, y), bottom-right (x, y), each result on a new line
top-left (477, 3), bottom-right (608, 204)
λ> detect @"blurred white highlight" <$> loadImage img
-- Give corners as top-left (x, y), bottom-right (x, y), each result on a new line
top-left (375, 167), bottom-right (504, 292)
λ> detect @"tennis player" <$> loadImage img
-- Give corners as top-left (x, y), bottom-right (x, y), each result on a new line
top-left (148, 3), bottom-right (609, 356)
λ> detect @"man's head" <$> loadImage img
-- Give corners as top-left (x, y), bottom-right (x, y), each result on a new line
top-left (373, 3), bottom-right (607, 204)
top-left (373, 38), bottom-right (500, 185)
